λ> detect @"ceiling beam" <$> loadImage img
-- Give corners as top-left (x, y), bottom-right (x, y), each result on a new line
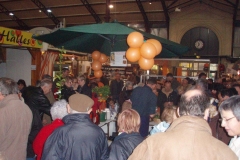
top-left (160, 0), bottom-right (170, 39)
top-left (80, 0), bottom-right (102, 23)
top-left (104, 0), bottom-right (110, 22)
top-left (210, 0), bottom-right (234, 8)
top-left (201, 1), bottom-right (233, 14)
top-left (2, 1), bottom-right (163, 14)
top-left (31, 0), bottom-right (60, 25)
top-left (3, 1), bottom-right (148, 12)
top-left (0, 4), bottom-right (29, 30)
top-left (168, 0), bottom-right (193, 10)
top-left (0, 10), bottom-right (165, 22)
top-left (136, 0), bottom-right (150, 33)
top-left (0, 20), bottom-right (168, 30)
top-left (167, 0), bottom-right (178, 9)
top-left (224, 0), bottom-right (235, 6)
top-left (233, 0), bottom-right (239, 22)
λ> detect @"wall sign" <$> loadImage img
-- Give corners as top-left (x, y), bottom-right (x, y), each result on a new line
top-left (0, 26), bottom-right (43, 48)
top-left (110, 51), bottom-right (127, 67)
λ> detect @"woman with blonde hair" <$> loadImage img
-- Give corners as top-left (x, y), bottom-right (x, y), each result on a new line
top-left (108, 109), bottom-right (144, 160)
top-left (150, 105), bottom-right (178, 135)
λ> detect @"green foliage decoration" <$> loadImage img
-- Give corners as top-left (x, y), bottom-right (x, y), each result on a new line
top-left (92, 86), bottom-right (110, 102)
top-left (55, 46), bottom-right (66, 99)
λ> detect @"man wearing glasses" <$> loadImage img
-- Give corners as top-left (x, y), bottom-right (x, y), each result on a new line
top-left (129, 89), bottom-right (237, 160)
top-left (219, 95), bottom-right (240, 159)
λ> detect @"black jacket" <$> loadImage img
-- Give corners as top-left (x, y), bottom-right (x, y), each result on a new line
top-left (108, 132), bottom-right (144, 160)
top-left (27, 107), bottom-right (43, 157)
top-left (101, 76), bottom-right (110, 86)
top-left (61, 85), bottom-right (75, 102)
top-left (42, 114), bottom-right (108, 160)
top-left (77, 84), bottom-right (92, 98)
top-left (110, 79), bottom-right (124, 101)
top-left (118, 89), bottom-right (133, 110)
top-left (22, 86), bottom-right (50, 157)
top-left (22, 86), bottom-right (51, 117)
top-left (157, 89), bottom-right (178, 115)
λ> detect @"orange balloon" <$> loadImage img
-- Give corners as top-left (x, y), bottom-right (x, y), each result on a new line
top-left (92, 51), bottom-right (101, 60)
top-left (147, 39), bottom-right (162, 55)
top-left (99, 53), bottom-right (107, 63)
top-left (127, 32), bottom-right (144, 48)
top-left (94, 70), bottom-right (103, 78)
top-left (92, 60), bottom-right (102, 71)
top-left (138, 57), bottom-right (154, 70)
top-left (126, 48), bottom-right (141, 62)
top-left (140, 42), bottom-right (157, 59)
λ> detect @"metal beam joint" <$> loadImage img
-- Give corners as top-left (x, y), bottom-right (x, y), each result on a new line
top-left (31, 0), bottom-right (60, 25)
top-left (0, 4), bottom-right (29, 30)
top-left (136, 0), bottom-right (150, 32)
top-left (80, 0), bottom-right (102, 23)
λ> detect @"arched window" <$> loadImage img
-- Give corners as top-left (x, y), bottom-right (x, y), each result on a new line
top-left (180, 27), bottom-right (219, 63)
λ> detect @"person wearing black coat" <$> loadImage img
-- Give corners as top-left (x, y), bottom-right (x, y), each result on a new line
top-left (110, 73), bottom-right (124, 102)
top-left (22, 79), bottom-right (53, 159)
top-left (26, 107), bottom-right (43, 158)
top-left (77, 75), bottom-right (92, 98)
top-left (42, 94), bottom-right (108, 160)
top-left (108, 132), bottom-right (143, 160)
top-left (61, 84), bottom-right (75, 102)
top-left (108, 109), bottom-right (144, 160)
top-left (157, 81), bottom-right (178, 116)
top-left (100, 73), bottom-right (109, 86)
top-left (118, 81), bottom-right (133, 111)
top-left (22, 83), bottom-right (52, 118)
top-left (61, 77), bottom-right (75, 102)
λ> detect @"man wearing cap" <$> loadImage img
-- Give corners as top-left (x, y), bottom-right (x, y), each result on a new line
top-left (42, 94), bottom-right (108, 160)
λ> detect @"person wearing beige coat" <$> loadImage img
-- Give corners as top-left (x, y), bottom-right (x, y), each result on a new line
top-left (128, 89), bottom-right (237, 160)
top-left (0, 77), bottom-right (32, 160)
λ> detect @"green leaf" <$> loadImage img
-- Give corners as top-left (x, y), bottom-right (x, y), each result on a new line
top-left (55, 75), bottom-right (61, 79)
top-left (92, 86), bottom-right (110, 100)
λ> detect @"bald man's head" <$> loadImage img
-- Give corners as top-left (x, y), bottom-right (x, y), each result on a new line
top-left (179, 89), bottom-right (210, 117)
top-left (184, 89), bottom-right (202, 100)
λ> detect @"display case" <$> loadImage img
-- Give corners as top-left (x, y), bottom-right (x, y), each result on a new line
top-left (154, 58), bottom-right (211, 79)
top-left (102, 65), bottom-right (129, 80)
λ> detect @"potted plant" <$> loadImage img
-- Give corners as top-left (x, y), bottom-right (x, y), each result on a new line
top-left (92, 86), bottom-right (110, 111)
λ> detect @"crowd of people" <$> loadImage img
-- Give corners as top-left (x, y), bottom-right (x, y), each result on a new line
top-left (1, 69), bottom-right (240, 160)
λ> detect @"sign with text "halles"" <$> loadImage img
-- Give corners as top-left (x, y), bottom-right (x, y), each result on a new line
top-left (0, 26), bottom-right (43, 48)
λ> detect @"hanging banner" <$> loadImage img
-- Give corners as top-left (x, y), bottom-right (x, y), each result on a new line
top-left (0, 26), bottom-right (43, 48)
top-left (110, 51), bottom-right (128, 66)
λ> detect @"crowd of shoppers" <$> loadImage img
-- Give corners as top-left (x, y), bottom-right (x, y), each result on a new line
top-left (1, 70), bottom-right (240, 160)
